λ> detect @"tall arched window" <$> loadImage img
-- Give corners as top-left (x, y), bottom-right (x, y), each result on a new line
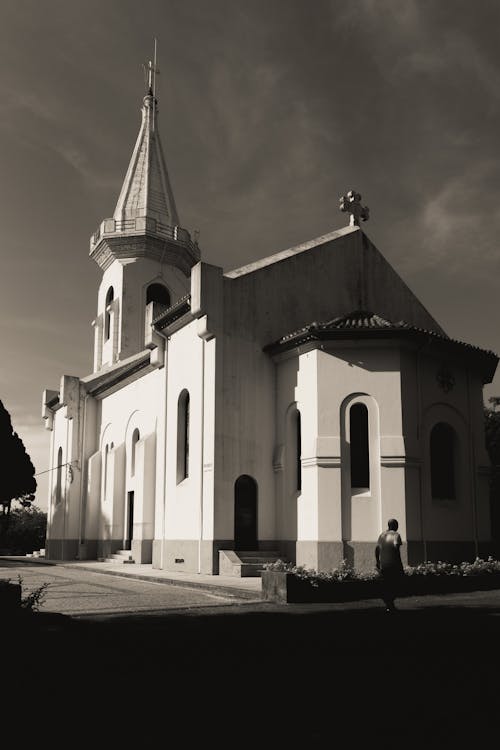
top-left (104, 286), bottom-right (114, 341)
top-left (103, 444), bottom-right (109, 500)
top-left (131, 428), bottom-right (140, 477)
top-left (146, 283), bottom-right (170, 308)
top-left (177, 390), bottom-right (190, 483)
top-left (296, 411), bottom-right (302, 492)
top-left (55, 447), bottom-right (63, 504)
top-left (350, 403), bottom-right (370, 489)
top-left (430, 422), bottom-right (456, 500)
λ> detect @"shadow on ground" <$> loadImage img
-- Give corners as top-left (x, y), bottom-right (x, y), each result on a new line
top-left (6, 599), bottom-right (499, 744)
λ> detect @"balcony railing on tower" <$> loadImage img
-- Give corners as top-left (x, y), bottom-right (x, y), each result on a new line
top-left (90, 216), bottom-right (199, 256)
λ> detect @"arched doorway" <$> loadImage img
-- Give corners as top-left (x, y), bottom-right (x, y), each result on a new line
top-left (234, 475), bottom-right (258, 550)
top-left (125, 491), bottom-right (134, 550)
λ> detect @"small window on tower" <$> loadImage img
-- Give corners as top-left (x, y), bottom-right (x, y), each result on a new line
top-left (146, 283), bottom-right (170, 309)
top-left (55, 447), bottom-right (63, 504)
top-left (104, 286), bottom-right (114, 341)
top-left (177, 390), bottom-right (190, 483)
top-left (131, 428), bottom-right (140, 477)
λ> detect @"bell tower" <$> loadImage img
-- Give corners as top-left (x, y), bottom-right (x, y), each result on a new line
top-left (90, 53), bottom-right (200, 371)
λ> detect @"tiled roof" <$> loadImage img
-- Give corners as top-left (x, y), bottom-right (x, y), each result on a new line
top-left (324, 311), bottom-right (399, 329)
top-left (265, 310), bottom-right (498, 380)
top-left (113, 91), bottom-right (179, 227)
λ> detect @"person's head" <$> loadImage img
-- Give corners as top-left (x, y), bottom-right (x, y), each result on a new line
top-left (388, 518), bottom-right (398, 531)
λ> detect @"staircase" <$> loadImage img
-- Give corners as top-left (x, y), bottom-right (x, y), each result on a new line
top-left (219, 550), bottom-right (286, 578)
top-left (102, 549), bottom-right (136, 564)
top-left (25, 548), bottom-right (45, 559)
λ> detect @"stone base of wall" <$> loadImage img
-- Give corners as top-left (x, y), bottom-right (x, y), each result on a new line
top-left (276, 540), bottom-right (297, 565)
top-left (407, 540), bottom-right (494, 565)
top-left (152, 539), bottom-right (234, 574)
top-left (45, 539), bottom-right (79, 560)
top-left (78, 541), bottom-right (98, 560)
top-left (96, 539), bottom-right (123, 560)
top-left (46, 536), bottom-right (496, 571)
top-left (296, 540), bottom-right (495, 572)
top-left (131, 539), bottom-right (152, 564)
top-left (296, 541), bottom-right (345, 572)
top-left (152, 539), bottom-right (301, 573)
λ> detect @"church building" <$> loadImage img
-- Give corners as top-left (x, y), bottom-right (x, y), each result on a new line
top-left (42, 76), bottom-right (498, 574)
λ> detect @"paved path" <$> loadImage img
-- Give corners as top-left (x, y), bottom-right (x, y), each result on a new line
top-left (0, 558), bottom-right (260, 616)
top-left (4, 556), bottom-right (500, 620)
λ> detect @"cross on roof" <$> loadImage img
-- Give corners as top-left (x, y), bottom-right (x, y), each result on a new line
top-left (339, 190), bottom-right (370, 227)
top-left (143, 38), bottom-right (160, 96)
top-left (145, 59), bottom-right (160, 92)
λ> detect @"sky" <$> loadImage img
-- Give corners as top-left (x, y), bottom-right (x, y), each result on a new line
top-left (1, 0), bottom-right (500, 510)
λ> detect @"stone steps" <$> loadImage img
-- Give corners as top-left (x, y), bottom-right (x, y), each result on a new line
top-left (102, 549), bottom-right (136, 564)
top-left (219, 550), bottom-right (287, 578)
top-left (25, 549), bottom-right (46, 559)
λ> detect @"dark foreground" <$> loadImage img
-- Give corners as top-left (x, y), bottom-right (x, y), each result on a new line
top-left (7, 593), bottom-right (500, 745)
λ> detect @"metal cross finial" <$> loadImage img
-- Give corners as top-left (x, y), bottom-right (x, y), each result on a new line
top-left (143, 38), bottom-right (160, 96)
top-left (339, 190), bottom-right (370, 227)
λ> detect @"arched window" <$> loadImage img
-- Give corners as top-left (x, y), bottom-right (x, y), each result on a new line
top-left (103, 444), bottom-right (109, 500)
top-left (104, 286), bottom-right (114, 341)
top-left (430, 422), bottom-right (456, 500)
top-left (296, 411), bottom-right (302, 492)
top-left (177, 390), bottom-right (190, 483)
top-left (350, 403), bottom-right (370, 489)
top-left (55, 447), bottom-right (63, 504)
top-left (131, 428), bottom-right (140, 477)
top-left (146, 283), bottom-right (170, 308)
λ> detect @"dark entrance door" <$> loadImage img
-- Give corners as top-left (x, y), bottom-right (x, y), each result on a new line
top-left (125, 491), bottom-right (134, 550)
top-left (234, 475), bottom-right (258, 550)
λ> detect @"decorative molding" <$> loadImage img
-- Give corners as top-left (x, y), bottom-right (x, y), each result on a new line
top-left (380, 456), bottom-right (421, 468)
top-left (436, 365), bottom-right (455, 393)
top-left (301, 456), bottom-right (342, 468)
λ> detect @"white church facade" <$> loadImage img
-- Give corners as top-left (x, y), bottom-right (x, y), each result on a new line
top-left (42, 81), bottom-right (498, 574)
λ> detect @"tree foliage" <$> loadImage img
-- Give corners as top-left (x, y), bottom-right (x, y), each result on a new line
top-left (0, 506), bottom-right (47, 554)
top-left (0, 400), bottom-right (37, 514)
top-left (485, 404), bottom-right (500, 545)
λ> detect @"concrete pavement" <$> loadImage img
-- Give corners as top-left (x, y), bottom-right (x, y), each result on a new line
top-left (0, 556), bottom-right (262, 617)
top-left (2, 556), bottom-right (261, 596)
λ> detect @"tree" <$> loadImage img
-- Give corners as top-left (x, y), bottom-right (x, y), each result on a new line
top-left (484, 403), bottom-right (500, 548)
top-left (0, 400), bottom-right (37, 515)
top-left (0, 506), bottom-right (47, 554)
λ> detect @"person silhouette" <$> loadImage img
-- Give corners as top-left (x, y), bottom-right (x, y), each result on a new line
top-left (375, 518), bottom-right (404, 612)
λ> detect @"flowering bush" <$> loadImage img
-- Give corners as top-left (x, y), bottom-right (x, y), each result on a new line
top-left (264, 558), bottom-right (379, 587)
top-left (404, 557), bottom-right (500, 578)
top-left (264, 556), bottom-right (500, 587)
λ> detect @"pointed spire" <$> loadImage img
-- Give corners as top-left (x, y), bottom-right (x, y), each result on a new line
top-left (90, 46), bottom-right (200, 273)
top-left (113, 46), bottom-right (179, 227)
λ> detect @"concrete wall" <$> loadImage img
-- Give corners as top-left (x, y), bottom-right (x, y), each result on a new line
top-left (94, 257), bottom-right (189, 369)
top-left (270, 339), bottom-right (491, 571)
top-left (212, 225), bottom-right (447, 568)
top-left (156, 318), bottom-right (217, 573)
top-left (290, 345), bottom-right (404, 570)
top-left (224, 227), bottom-right (445, 344)
top-left (45, 376), bottom-right (84, 559)
top-left (94, 366), bottom-right (165, 560)
top-left (401, 346), bottom-right (492, 561)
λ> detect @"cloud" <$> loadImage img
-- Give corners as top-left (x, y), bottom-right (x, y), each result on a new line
top-left (51, 141), bottom-right (118, 190)
top-left (393, 162), bottom-right (500, 279)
